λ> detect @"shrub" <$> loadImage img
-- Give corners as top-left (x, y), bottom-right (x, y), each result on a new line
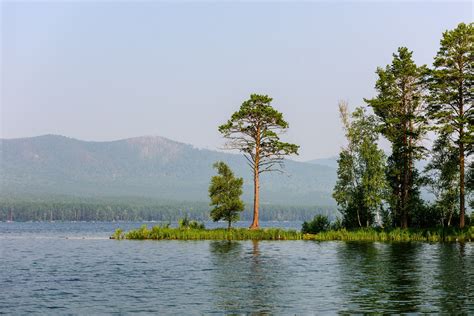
top-left (302, 214), bottom-right (330, 234)
top-left (112, 228), bottom-right (124, 240)
top-left (178, 215), bottom-right (205, 230)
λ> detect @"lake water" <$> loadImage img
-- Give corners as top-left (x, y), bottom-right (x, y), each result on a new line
top-left (1, 221), bottom-right (473, 314)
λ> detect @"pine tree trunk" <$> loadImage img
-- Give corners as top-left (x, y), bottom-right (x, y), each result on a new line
top-left (250, 165), bottom-right (260, 229)
top-left (401, 131), bottom-right (409, 229)
top-left (250, 127), bottom-right (261, 230)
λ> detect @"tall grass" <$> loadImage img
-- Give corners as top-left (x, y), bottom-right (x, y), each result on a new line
top-left (112, 225), bottom-right (474, 242)
top-left (113, 224), bottom-right (302, 240)
top-left (303, 227), bottom-right (474, 242)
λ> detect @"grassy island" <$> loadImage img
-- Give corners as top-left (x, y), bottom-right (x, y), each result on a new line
top-left (112, 225), bottom-right (302, 241)
top-left (112, 225), bottom-right (474, 242)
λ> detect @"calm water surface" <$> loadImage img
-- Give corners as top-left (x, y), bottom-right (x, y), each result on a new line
top-left (1, 222), bottom-right (473, 314)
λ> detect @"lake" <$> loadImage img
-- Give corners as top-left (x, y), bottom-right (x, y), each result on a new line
top-left (1, 221), bottom-right (473, 314)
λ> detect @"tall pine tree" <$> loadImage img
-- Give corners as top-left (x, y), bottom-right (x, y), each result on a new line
top-left (219, 94), bottom-right (299, 229)
top-left (427, 22), bottom-right (473, 228)
top-left (365, 47), bottom-right (428, 228)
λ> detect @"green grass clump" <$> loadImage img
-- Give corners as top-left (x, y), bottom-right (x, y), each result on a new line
top-left (303, 227), bottom-right (474, 242)
top-left (114, 224), bottom-right (302, 240)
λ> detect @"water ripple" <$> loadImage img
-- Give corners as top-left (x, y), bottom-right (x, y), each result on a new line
top-left (0, 222), bottom-right (473, 314)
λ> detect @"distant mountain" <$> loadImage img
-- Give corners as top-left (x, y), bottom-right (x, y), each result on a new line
top-left (306, 157), bottom-right (338, 169)
top-left (0, 135), bottom-right (337, 206)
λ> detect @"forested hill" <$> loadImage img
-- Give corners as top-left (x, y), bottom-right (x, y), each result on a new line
top-left (0, 135), bottom-right (337, 206)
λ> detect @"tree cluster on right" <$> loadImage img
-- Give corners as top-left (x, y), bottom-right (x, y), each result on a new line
top-left (334, 23), bottom-right (473, 229)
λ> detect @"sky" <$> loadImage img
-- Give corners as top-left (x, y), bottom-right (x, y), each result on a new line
top-left (1, 1), bottom-right (472, 160)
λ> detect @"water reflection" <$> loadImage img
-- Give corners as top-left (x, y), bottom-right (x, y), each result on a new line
top-left (389, 243), bottom-right (423, 312)
top-left (247, 240), bottom-right (273, 314)
top-left (209, 240), bottom-right (286, 314)
top-left (337, 242), bottom-right (423, 313)
top-left (208, 241), bottom-right (244, 313)
top-left (209, 240), bottom-right (242, 255)
top-left (3, 221), bottom-right (474, 314)
top-left (436, 243), bottom-right (473, 312)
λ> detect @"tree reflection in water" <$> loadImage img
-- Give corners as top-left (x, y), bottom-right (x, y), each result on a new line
top-left (336, 242), bottom-right (423, 313)
top-left (209, 240), bottom-right (285, 314)
top-left (436, 243), bottom-right (473, 312)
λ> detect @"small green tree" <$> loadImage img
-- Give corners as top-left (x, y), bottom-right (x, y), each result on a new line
top-left (209, 161), bottom-right (244, 229)
top-left (333, 102), bottom-right (387, 228)
top-left (219, 94), bottom-right (299, 229)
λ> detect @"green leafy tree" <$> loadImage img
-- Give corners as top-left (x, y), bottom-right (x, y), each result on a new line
top-left (423, 134), bottom-right (459, 227)
top-left (365, 47), bottom-right (428, 228)
top-left (219, 94), bottom-right (299, 229)
top-left (427, 22), bottom-right (473, 228)
top-left (333, 102), bottom-right (387, 228)
top-left (209, 161), bottom-right (244, 229)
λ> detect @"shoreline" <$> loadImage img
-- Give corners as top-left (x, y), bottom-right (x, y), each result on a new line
top-left (113, 225), bottom-right (474, 243)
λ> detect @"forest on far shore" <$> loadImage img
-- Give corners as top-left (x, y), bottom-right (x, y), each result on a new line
top-left (0, 196), bottom-right (334, 222)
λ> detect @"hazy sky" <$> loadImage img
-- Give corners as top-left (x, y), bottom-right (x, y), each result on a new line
top-left (1, 1), bottom-right (472, 160)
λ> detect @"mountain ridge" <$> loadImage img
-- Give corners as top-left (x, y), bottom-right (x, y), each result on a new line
top-left (0, 134), bottom-right (337, 206)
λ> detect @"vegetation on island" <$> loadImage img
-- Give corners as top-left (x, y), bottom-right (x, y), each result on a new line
top-left (336, 22), bottom-right (473, 231)
top-left (114, 220), bottom-right (474, 242)
top-left (117, 23), bottom-right (473, 243)
top-left (112, 224), bottom-right (301, 241)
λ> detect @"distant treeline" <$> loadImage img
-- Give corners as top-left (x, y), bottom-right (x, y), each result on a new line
top-left (0, 197), bottom-right (335, 222)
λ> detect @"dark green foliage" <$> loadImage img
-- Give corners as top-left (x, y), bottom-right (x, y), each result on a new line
top-left (330, 217), bottom-right (343, 231)
top-left (302, 214), bottom-right (330, 234)
top-left (333, 103), bottom-right (386, 228)
top-left (427, 22), bottom-right (473, 228)
top-left (423, 134), bottom-right (459, 227)
top-left (365, 47), bottom-right (428, 228)
top-left (209, 162), bottom-right (244, 229)
top-left (218, 94), bottom-right (299, 164)
top-left (410, 203), bottom-right (443, 228)
top-left (428, 22), bottom-right (473, 147)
